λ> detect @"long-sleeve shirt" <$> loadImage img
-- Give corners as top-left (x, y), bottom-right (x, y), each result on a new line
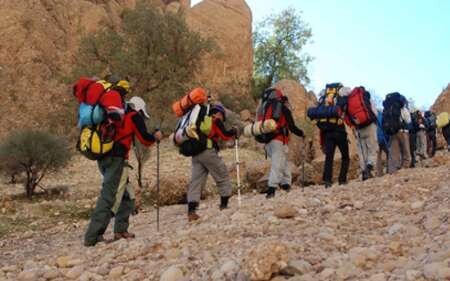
top-left (113, 110), bottom-right (156, 159)
top-left (208, 117), bottom-right (236, 150)
top-left (282, 106), bottom-right (305, 138)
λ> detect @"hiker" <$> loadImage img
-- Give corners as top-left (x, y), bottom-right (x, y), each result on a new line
top-left (409, 110), bottom-right (418, 167)
top-left (424, 111), bottom-right (437, 157)
top-left (382, 93), bottom-right (411, 174)
top-left (414, 110), bottom-right (428, 160)
top-left (443, 123), bottom-right (450, 152)
top-left (309, 83), bottom-right (349, 188)
top-left (341, 86), bottom-right (378, 181)
top-left (253, 88), bottom-right (305, 198)
top-left (84, 96), bottom-right (163, 247)
top-left (376, 111), bottom-right (389, 176)
top-left (187, 104), bottom-right (238, 221)
top-left (437, 112), bottom-right (450, 151)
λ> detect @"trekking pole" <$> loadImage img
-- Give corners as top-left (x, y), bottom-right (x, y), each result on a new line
top-left (156, 140), bottom-right (160, 232)
top-left (235, 138), bottom-right (242, 208)
top-left (302, 138), bottom-right (306, 192)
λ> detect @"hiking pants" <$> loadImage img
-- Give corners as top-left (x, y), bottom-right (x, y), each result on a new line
top-left (187, 149), bottom-right (232, 204)
top-left (354, 123), bottom-right (378, 172)
top-left (427, 130), bottom-right (437, 157)
top-left (84, 157), bottom-right (134, 245)
top-left (376, 143), bottom-right (389, 177)
top-left (322, 130), bottom-right (350, 184)
top-left (265, 140), bottom-right (291, 188)
top-left (442, 125), bottom-right (450, 149)
top-left (388, 131), bottom-right (411, 174)
top-left (409, 132), bottom-right (417, 167)
top-left (416, 130), bottom-right (428, 159)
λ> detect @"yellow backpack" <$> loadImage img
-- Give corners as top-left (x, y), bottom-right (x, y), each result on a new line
top-left (78, 125), bottom-right (114, 160)
top-left (437, 112), bottom-right (449, 129)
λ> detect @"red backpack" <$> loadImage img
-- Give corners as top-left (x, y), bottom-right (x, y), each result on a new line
top-left (255, 89), bottom-right (287, 144)
top-left (346, 87), bottom-right (376, 128)
top-left (72, 78), bottom-right (112, 105)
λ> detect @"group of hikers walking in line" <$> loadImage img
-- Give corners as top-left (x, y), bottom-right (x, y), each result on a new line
top-left (72, 76), bottom-right (450, 247)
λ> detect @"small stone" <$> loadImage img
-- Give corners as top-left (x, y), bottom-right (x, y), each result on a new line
top-left (17, 270), bottom-right (38, 281)
top-left (220, 260), bottom-right (240, 277)
top-left (411, 201), bottom-right (425, 210)
top-left (354, 201), bottom-right (364, 209)
top-left (274, 205), bottom-right (298, 219)
top-left (405, 270), bottom-right (421, 281)
top-left (388, 223), bottom-right (404, 235)
top-left (43, 269), bottom-right (60, 280)
top-left (318, 268), bottom-right (335, 280)
top-left (236, 271), bottom-right (250, 281)
top-left (109, 266), bottom-right (124, 279)
top-left (424, 262), bottom-right (450, 280)
top-left (388, 242), bottom-right (403, 256)
top-left (369, 273), bottom-right (386, 281)
top-left (282, 259), bottom-right (313, 276)
top-left (56, 256), bottom-right (71, 268)
top-left (65, 266), bottom-right (84, 279)
top-left (1, 265), bottom-right (18, 273)
top-left (160, 266), bottom-right (184, 281)
top-left (124, 269), bottom-right (144, 281)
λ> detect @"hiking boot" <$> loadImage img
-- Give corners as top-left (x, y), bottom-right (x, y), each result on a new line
top-left (114, 232), bottom-right (136, 241)
top-left (84, 235), bottom-right (108, 247)
top-left (265, 187), bottom-right (276, 199)
top-left (188, 212), bottom-right (200, 222)
top-left (279, 184), bottom-right (291, 192)
top-left (324, 181), bottom-right (332, 188)
top-left (362, 171), bottom-right (369, 181)
top-left (219, 196), bottom-right (229, 210)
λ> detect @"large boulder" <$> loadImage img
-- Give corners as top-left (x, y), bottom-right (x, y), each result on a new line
top-left (187, 0), bottom-right (253, 100)
top-left (273, 80), bottom-right (320, 164)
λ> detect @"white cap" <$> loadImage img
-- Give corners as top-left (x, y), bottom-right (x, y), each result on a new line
top-left (128, 96), bottom-right (150, 118)
top-left (339, 87), bottom-right (352, 96)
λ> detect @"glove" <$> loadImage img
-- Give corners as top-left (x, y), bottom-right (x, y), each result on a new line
top-left (232, 126), bottom-right (241, 139)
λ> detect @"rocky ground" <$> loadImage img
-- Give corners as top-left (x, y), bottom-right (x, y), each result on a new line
top-left (0, 148), bottom-right (449, 280)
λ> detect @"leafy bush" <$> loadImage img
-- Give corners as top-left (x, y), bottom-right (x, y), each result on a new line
top-left (0, 130), bottom-right (71, 199)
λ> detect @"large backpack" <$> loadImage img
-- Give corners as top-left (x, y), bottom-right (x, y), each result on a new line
top-left (436, 112), bottom-right (450, 129)
top-left (173, 104), bottom-right (212, 157)
top-left (314, 83), bottom-right (345, 131)
top-left (382, 92), bottom-right (406, 136)
top-left (254, 88), bottom-right (285, 144)
top-left (77, 123), bottom-right (115, 160)
top-left (346, 86), bottom-right (376, 128)
top-left (73, 79), bottom-right (113, 127)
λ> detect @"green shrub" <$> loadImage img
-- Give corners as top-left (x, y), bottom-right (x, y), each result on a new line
top-left (0, 130), bottom-right (71, 199)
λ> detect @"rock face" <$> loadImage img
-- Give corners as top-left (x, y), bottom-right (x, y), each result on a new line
top-left (432, 83), bottom-right (450, 114)
top-left (0, 0), bottom-right (253, 136)
top-left (274, 80), bottom-right (320, 164)
top-left (187, 0), bottom-right (253, 99)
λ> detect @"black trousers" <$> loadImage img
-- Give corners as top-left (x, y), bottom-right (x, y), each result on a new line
top-left (443, 125), bottom-right (450, 146)
top-left (427, 130), bottom-right (437, 157)
top-left (322, 130), bottom-right (350, 184)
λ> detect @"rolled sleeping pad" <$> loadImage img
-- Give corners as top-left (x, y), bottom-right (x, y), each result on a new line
top-left (173, 105), bottom-right (202, 145)
top-left (243, 119), bottom-right (277, 137)
top-left (172, 88), bottom-right (208, 117)
top-left (307, 105), bottom-right (340, 120)
top-left (78, 103), bottom-right (105, 128)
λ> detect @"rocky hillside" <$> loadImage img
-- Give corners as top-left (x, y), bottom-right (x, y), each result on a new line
top-left (432, 83), bottom-right (450, 114)
top-left (0, 0), bottom-right (252, 137)
top-left (0, 153), bottom-right (449, 281)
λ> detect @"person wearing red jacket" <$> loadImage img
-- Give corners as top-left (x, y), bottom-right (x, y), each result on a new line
top-left (187, 104), bottom-right (237, 222)
top-left (84, 96), bottom-right (162, 247)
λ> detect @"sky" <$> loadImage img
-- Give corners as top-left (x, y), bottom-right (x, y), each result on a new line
top-left (191, 0), bottom-right (450, 109)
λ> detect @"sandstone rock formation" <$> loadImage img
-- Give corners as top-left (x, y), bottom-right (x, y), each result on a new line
top-left (0, 0), bottom-right (253, 137)
top-left (187, 0), bottom-right (253, 99)
top-left (431, 83), bottom-right (450, 114)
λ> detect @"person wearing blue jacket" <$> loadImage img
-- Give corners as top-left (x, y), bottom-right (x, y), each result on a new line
top-left (376, 111), bottom-right (389, 176)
